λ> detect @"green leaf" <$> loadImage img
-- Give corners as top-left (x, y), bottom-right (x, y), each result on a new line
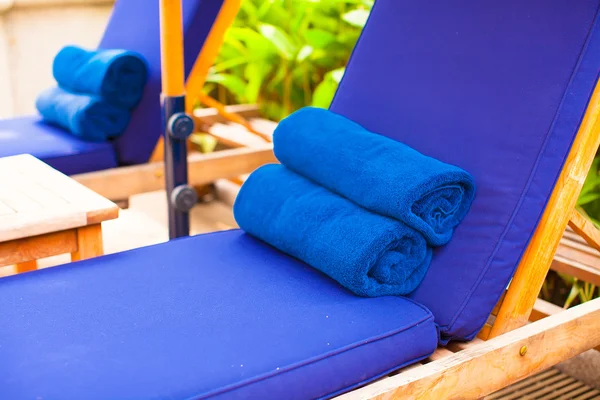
top-left (312, 79), bottom-right (337, 108)
top-left (227, 27), bottom-right (276, 58)
top-left (330, 67), bottom-right (345, 83)
top-left (577, 192), bottom-right (600, 205)
top-left (304, 29), bottom-right (336, 49)
top-left (190, 133), bottom-right (218, 154)
top-left (564, 281), bottom-right (581, 308)
top-left (258, 23), bottom-right (297, 60)
top-left (244, 63), bottom-right (271, 103)
top-left (342, 9), bottom-right (370, 28)
top-left (296, 45), bottom-right (314, 62)
top-left (212, 57), bottom-right (249, 73)
top-left (205, 73), bottom-right (247, 101)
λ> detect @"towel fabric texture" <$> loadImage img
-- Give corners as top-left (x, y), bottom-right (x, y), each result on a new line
top-left (273, 107), bottom-right (476, 246)
top-left (234, 107), bottom-right (475, 297)
top-left (53, 45), bottom-right (148, 109)
top-left (35, 87), bottom-right (131, 142)
top-left (234, 164), bottom-right (433, 297)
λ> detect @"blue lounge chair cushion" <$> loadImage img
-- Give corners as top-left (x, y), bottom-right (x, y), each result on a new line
top-left (0, 116), bottom-right (117, 175)
top-left (0, 230), bottom-right (438, 400)
top-left (330, 0), bottom-right (600, 342)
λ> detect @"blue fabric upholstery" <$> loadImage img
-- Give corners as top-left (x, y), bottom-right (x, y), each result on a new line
top-left (0, 116), bottom-right (117, 175)
top-left (0, 230), bottom-right (437, 400)
top-left (330, 0), bottom-right (600, 342)
top-left (100, 0), bottom-right (226, 165)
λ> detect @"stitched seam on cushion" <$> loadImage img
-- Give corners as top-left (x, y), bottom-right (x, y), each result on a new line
top-left (189, 313), bottom-right (435, 399)
top-left (441, 5), bottom-right (600, 334)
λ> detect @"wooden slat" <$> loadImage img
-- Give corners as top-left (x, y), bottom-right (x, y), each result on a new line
top-left (208, 122), bottom-right (269, 148)
top-left (488, 371), bottom-right (567, 400)
top-left (335, 297), bottom-right (600, 400)
top-left (530, 298), bottom-right (564, 322)
top-left (558, 238), bottom-right (600, 267)
top-left (485, 369), bottom-right (560, 399)
top-left (0, 229), bottom-right (77, 267)
top-left (426, 347), bottom-right (455, 362)
top-left (539, 382), bottom-right (591, 400)
top-left (193, 104), bottom-right (261, 126)
top-left (73, 146), bottom-right (277, 201)
top-left (491, 79), bottom-right (600, 337)
top-left (568, 209), bottom-right (600, 252)
top-left (551, 254), bottom-right (600, 287)
top-left (249, 118), bottom-right (277, 138)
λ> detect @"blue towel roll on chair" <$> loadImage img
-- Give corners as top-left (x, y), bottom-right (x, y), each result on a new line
top-left (53, 45), bottom-right (148, 109)
top-left (274, 107), bottom-right (476, 246)
top-left (234, 164), bottom-right (433, 297)
top-left (35, 87), bottom-right (131, 142)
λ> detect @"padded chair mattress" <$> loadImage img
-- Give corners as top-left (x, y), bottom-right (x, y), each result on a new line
top-left (0, 116), bottom-right (118, 175)
top-left (0, 230), bottom-right (437, 400)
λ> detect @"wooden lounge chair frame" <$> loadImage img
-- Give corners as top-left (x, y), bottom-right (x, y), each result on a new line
top-left (73, 88), bottom-right (600, 400)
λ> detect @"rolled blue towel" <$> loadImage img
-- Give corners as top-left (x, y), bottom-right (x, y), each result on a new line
top-left (234, 164), bottom-right (433, 297)
top-left (35, 87), bottom-right (131, 142)
top-left (273, 107), bottom-right (476, 246)
top-left (52, 45), bottom-right (148, 109)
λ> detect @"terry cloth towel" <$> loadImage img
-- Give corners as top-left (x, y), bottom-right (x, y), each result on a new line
top-left (52, 45), bottom-right (148, 109)
top-left (273, 107), bottom-right (476, 246)
top-left (36, 87), bottom-right (131, 142)
top-left (234, 164), bottom-right (433, 297)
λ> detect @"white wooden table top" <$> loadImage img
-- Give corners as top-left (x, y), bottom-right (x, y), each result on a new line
top-left (0, 154), bottom-right (119, 242)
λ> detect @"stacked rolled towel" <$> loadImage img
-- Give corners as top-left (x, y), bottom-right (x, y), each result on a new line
top-left (234, 164), bottom-right (433, 297)
top-left (52, 46), bottom-right (148, 109)
top-left (36, 45), bottom-right (148, 142)
top-left (273, 107), bottom-right (476, 246)
top-left (234, 107), bottom-right (476, 297)
top-left (35, 88), bottom-right (130, 142)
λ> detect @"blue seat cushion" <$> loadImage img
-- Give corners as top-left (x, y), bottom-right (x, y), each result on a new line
top-left (330, 0), bottom-right (600, 342)
top-left (0, 116), bottom-right (117, 175)
top-left (0, 230), bottom-right (437, 400)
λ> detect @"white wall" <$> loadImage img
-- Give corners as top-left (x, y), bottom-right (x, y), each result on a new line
top-left (0, 0), bottom-right (113, 117)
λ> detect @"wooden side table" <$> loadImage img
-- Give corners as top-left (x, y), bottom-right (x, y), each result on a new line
top-left (0, 155), bottom-right (119, 274)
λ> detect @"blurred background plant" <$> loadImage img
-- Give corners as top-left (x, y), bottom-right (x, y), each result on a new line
top-left (201, 0), bottom-right (373, 121)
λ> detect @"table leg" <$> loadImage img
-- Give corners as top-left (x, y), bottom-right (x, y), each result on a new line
top-left (15, 260), bottom-right (37, 273)
top-left (71, 224), bottom-right (104, 262)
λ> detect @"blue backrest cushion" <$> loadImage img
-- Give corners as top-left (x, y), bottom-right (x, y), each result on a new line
top-left (99, 0), bottom-right (225, 165)
top-left (330, 0), bottom-right (600, 342)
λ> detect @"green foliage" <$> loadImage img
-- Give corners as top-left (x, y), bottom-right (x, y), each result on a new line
top-left (203, 0), bottom-right (373, 121)
top-left (578, 152), bottom-right (600, 226)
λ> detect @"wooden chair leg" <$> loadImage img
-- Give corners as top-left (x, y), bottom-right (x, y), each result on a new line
top-left (71, 224), bottom-right (104, 262)
top-left (15, 260), bottom-right (37, 273)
